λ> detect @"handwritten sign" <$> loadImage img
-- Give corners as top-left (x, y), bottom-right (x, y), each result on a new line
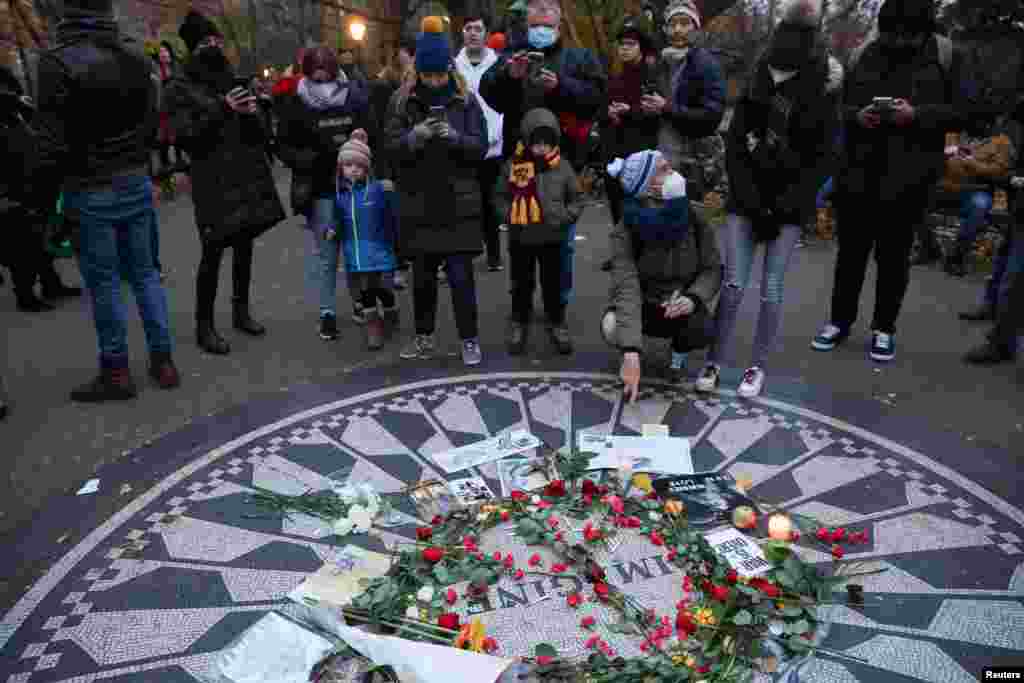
top-left (430, 430), bottom-right (542, 474)
top-left (703, 528), bottom-right (771, 577)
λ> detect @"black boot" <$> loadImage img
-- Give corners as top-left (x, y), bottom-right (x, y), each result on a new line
top-left (40, 260), bottom-right (82, 299)
top-left (232, 298), bottom-right (266, 336)
top-left (944, 242), bottom-right (970, 277)
top-left (963, 340), bottom-right (1016, 365)
top-left (958, 303), bottom-right (995, 322)
top-left (70, 367), bottom-right (138, 402)
top-left (197, 320), bottom-right (231, 354)
top-left (507, 321), bottom-right (528, 356)
top-left (16, 294), bottom-right (56, 313)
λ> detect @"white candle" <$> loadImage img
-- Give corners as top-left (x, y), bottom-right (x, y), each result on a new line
top-left (768, 513), bottom-right (793, 541)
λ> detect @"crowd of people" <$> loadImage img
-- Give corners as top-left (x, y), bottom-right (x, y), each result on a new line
top-left (1, 0), bottom-right (1022, 420)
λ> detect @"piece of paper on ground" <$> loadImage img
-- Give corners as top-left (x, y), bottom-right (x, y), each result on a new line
top-left (288, 545), bottom-right (392, 609)
top-left (578, 434), bottom-right (693, 475)
top-left (333, 621), bottom-right (514, 683)
top-left (76, 479), bottom-right (100, 495)
top-left (213, 612), bottom-right (335, 683)
top-left (430, 430), bottom-right (541, 474)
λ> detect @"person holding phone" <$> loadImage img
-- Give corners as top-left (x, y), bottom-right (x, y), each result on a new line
top-left (164, 11), bottom-right (286, 355)
top-left (385, 17), bottom-right (487, 366)
top-left (811, 0), bottom-right (969, 363)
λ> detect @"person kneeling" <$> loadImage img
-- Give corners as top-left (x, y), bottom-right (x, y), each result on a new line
top-left (603, 150), bottom-right (722, 401)
top-left (498, 108), bottom-right (583, 355)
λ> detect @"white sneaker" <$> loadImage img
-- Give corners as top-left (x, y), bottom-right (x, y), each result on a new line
top-left (737, 366), bottom-right (765, 398)
top-left (695, 363), bottom-right (720, 393)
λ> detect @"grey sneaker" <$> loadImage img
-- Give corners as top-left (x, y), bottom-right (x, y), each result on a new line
top-left (400, 334), bottom-right (435, 360)
top-left (462, 338), bottom-right (483, 366)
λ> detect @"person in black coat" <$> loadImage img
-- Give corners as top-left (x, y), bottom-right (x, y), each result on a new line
top-left (164, 11), bottom-right (286, 355)
top-left (385, 17), bottom-right (487, 367)
top-left (811, 0), bottom-right (969, 363)
top-left (697, 0), bottom-right (841, 399)
top-left (275, 45), bottom-right (372, 341)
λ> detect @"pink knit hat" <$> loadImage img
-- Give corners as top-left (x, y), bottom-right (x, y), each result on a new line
top-left (338, 129), bottom-right (371, 169)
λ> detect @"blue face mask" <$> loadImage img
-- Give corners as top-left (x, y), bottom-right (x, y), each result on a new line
top-left (528, 26), bottom-right (558, 50)
top-left (622, 196), bottom-right (689, 245)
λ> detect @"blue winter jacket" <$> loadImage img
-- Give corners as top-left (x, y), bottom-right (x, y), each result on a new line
top-left (335, 179), bottom-right (398, 273)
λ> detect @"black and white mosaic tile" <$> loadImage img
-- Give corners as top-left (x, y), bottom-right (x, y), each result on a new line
top-left (1, 372), bottom-right (1022, 682)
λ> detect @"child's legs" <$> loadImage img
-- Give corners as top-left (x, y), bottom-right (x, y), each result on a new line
top-left (537, 243), bottom-right (566, 326)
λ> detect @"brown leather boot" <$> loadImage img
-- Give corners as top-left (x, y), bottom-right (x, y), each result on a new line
top-left (70, 367), bottom-right (138, 403)
top-left (365, 310), bottom-right (385, 350)
top-left (149, 352), bottom-right (181, 389)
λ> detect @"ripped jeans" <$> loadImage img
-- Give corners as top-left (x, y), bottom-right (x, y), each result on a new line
top-left (708, 214), bottom-right (802, 370)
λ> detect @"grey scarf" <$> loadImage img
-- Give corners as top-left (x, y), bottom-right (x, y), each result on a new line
top-left (297, 74), bottom-right (351, 111)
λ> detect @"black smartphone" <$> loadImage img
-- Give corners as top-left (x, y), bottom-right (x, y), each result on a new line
top-left (428, 105), bottom-right (447, 123)
top-left (527, 52), bottom-right (546, 63)
top-left (232, 77), bottom-right (253, 97)
top-left (872, 96), bottom-right (895, 110)
top-left (642, 81), bottom-right (659, 97)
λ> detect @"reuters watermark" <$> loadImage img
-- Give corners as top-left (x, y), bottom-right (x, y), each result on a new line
top-left (983, 668), bottom-right (1024, 681)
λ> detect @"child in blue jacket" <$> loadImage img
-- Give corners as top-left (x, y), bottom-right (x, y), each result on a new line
top-left (335, 130), bottom-right (399, 349)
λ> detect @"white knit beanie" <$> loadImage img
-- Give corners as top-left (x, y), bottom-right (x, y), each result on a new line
top-left (338, 129), bottom-right (372, 169)
top-left (664, 0), bottom-right (701, 29)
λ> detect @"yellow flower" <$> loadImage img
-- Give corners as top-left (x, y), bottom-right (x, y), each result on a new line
top-left (776, 601), bottom-right (786, 610)
top-left (453, 619), bottom-right (487, 652)
top-left (694, 607), bottom-right (716, 626)
top-left (664, 500), bottom-right (685, 515)
top-left (632, 473), bottom-right (653, 493)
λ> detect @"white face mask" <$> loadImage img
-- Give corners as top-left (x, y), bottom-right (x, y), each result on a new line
top-left (662, 172), bottom-right (687, 200)
top-left (769, 66), bottom-right (798, 84)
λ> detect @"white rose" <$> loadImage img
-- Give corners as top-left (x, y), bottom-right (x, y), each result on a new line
top-left (406, 605), bottom-right (421, 620)
top-left (531, 495), bottom-right (541, 504)
top-left (416, 585), bottom-right (435, 602)
top-left (349, 505), bottom-right (374, 533)
top-left (649, 512), bottom-right (662, 522)
top-left (768, 619), bottom-right (785, 636)
top-left (333, 516), bottom-right (354, 536)
top-left (336, 484), bottom-right (359, 505)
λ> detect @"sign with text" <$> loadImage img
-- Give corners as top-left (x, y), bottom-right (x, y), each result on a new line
top-left (703, 528), bottom-right (771, 577)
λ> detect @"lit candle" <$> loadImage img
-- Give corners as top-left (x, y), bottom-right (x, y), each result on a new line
top-left (768, 513), bottom-right (793, 541)
top-left (732, 505), bottom-right (757, 530)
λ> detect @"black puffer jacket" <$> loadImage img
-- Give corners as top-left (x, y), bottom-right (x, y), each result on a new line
top-left (726, 54), bottom-right (843, 225)
top-left (164, 65), bottom-right (285, 244)
top-left (34, 15), bottom-right (157, 192)
top-left (383, 78), bottom-right (486, 256)
top-left (838, 35), bottom-right (969, 202)
top-left (275, 80), bottom-right (371, 215)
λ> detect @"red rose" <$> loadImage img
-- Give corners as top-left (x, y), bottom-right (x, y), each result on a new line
top-left (445, 588), bottom-right (458, 604)
top-left (493, 551), bottom-right (503, 562)
top-left (667, 548), bottom-right (678, 561)
top-left (650, 531), bottom-right (664, 546)
top-left (791, 530), bottom-right (802, 542)
top-left (536, 655), bottom-right (554, 666)
top-left (483, 637), bottom-right (498, 653)
top-left (593, 582), bottom-right (610, 600)
top-left (547, 515), bottom-right (560, 529)
top-left (597, 485), bottom-right (609, 495)
top-left (698, 664), bottom-right (710, 674)
top-left (467, 582), bottom-right (487, 597)
top-left (503, 554), bottom-right (515, 569)
top-left (500, 510), bottom-right (510, 522)
top-left (725, 569), bottom-right (738, 584)
top-left (676, 611), bottom-right (697, 636)
top-left (463, 535), bottom-right (477, 548)
top-left (711, 584), bottom-right (731, 602)
top-left (816, 528), bottom-right (831, 542)
top-left (430, 515), bottom-right (444, 526)
top-left (831, 545), bottom-right (844, 560)
top-left (544, 480), bottom-right (567, 497)
top-left (581, 479), bottom-right (598, 496)
top-left (583, 523), bottom-right (602, 542)
top-left (416, 526), bottom-right (433, 541)
top-left (554, 531), bottom-right (564, 541)
top-left (474, 552), bottom-right (485, 561)
top-left (510, 491), bottom-right (527, 501)
top-left (582, 493), bottom-right (593, 506)
top-left (514, 569), bottom-right (525, 580)
top-left (438, 613), bottom-right (460, 630)
top-left (587, 562), bottom-right (606, 582)
top-left (585, 634), bottom-right (601, 649)
top-left (551, 563), bottom-right (568, 573)
top-left (701, 579), bottom-right (713, 593)
top-left (626, 516), bottom-right (642, 528)
top-left (831, 527), bottom-right (846, 543)
top-left (567, 592), bottom-right (583, 608)
top-left (422, 547), bottom-right (444, 563)
top-left (760, 582), bottom-right (781, 598)
top-left (645, 491), bottom-right (659, 500)
top-left (529, 553), bottom-right (542, 567)
top-left (580, 615), bottom-right (596, 628)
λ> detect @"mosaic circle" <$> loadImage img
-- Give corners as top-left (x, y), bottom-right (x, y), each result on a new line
top-left (2, 372), bottom-right (1023, 683)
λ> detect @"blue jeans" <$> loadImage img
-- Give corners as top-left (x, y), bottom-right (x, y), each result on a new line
top-left (305, 198), bottom-right (355, 316)
top-left (816, 177), bottom-right (834, 209)
top-left (66, 175), bottom-right (172, 368)
top-left (956, 191), bottom-right (994, 245)
top-left (560, 223), bottom-right (576, 306)
top-left (709, 214), bottom-right (802, 369)
top-left (150, 209), bottom-right (161, 272)
top-left (985, 229), bottom-right (1023, 311)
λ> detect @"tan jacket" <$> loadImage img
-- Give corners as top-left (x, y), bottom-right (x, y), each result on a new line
top-left (608, 203), bottom-right (722, 353)
top-left (939, 134), bottom-right (1016, 195)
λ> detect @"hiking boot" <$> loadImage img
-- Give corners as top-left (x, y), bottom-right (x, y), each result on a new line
top-left (400, 334), bottom-right (435, 360)
top-left (811, 323), bottom-right (849, 351)
top-left (958, 303), bottom-right (995, 322)
top-left (548, 325), bottom-right (573, 355)
top-left (507, 321), bottom-right (528, 356)
top-left (869, 331), bottom-right (896, 362)
top-left (352, 302), bottom-right (366, 325)
top-left (232, 299), bottom-right (266, 336)
top-left (695, 363), bottom-right (721, 393)
top-left (737, 366), bottom-right (765, 398)
top-left (600, 259), bottom-right (613, 272)
top-left (319, 312), bottom-right (339, 340)
top-left (366, 310), bottom-right (386, 350)
top-left (149, 351), bottom-right (181, 390)
top-left (197, 321), bottom-right (231, 355)
top-left (963, 340), bottom-right (1016, 365)
top-left (462, 338), bottom-right (483, 366)
top-left (944, 242), bottom-right (970, 277)
top-left (41, 283), bottom-right (83, 300)
top-left (70, 367), bottom-right (137, 403)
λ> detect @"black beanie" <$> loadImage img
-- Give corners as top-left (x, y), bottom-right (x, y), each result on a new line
top-left (617, 21), bottom-right (653, 55)
top-left (766, 0), bottom-right (821, 71)
top-left (179, 10), bottom-right (222, 54)
top-left (877, 0), bottom-right (935, 35)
